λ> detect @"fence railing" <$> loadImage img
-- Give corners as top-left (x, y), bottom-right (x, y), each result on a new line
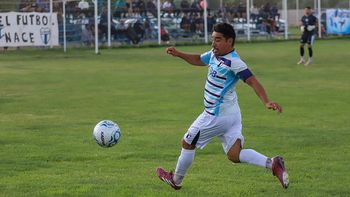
top-left (1, 0), bottom-right (350, 53)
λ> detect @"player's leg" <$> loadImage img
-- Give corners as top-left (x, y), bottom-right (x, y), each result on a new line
top-left (173, 140), bottom-right (196, 186)
top-left (298, 33), bottom-right (307, 64)
top-left (305, 34), bottom-right (315, 66)
top-left (156, 112), bottom-right (211, 190)
top-left (226, 139), bottom-right (289, 188)
top-left (156, 139), bottom-right (195, 190)
top-left (226, 139), bottom-right (271, 168)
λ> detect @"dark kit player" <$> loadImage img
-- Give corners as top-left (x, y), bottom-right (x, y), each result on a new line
top-left (298, 6), bottom-right (318, 66)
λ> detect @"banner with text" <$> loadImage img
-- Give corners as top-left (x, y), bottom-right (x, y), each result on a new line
top-left (326, 9), bottom-right (350, 35)
top-left (0, 12), bottom-right (59, 47)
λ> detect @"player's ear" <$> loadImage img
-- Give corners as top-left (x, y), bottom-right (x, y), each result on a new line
top-left (226, 37), bottom-right (233, 45)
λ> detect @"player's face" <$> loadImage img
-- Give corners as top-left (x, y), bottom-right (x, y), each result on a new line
top-left (304, 8), bottom-right (311, 15)
top-left (211, 32), bottom-right (233, 56)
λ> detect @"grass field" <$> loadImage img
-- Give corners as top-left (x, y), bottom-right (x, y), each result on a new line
top-left (0, 39), bottom-right (350, 196)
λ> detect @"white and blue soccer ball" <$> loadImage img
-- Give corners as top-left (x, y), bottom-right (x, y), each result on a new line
top-left (93, 120), bottom-right (121, 148)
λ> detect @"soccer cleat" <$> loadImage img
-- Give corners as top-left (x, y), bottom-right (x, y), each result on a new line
top-left (272, 156), bottom-right (289, 189)
top-left (297, 59), bottom-right (305, 65)
top-left (156, 167), bottom-right (182, 190)
top-left (304, 59), bottom-right (312, 66)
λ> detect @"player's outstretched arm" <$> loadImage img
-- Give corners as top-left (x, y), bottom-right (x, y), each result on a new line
top-left (245, 76), bottom-right (283, 113)
top-left (166, 47), bottom-right (206, 66)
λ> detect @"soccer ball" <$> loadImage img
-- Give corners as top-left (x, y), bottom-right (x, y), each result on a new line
top-left (93, 120), bottom-right (121, 148)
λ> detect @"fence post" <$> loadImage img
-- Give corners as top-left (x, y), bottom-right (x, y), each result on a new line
top-left (318, 0), bottom-right (321, 38)
top-left (94, 0), bottom-right (99, 54)
top-left (246, 0), bottom-right (250, 41)
top-left (296, 0), bottom-right (299, 26)
top-left (50, 0), bottom-right (53, 48)
top-left (283, 0), bottom-right (288, 40)
top-left (157, 0), bottom-right (161, 45)
top-left (108, 0), bottom-right (111, 47)
top-left (63, 0), bottom-right (67, 52)
top-left (204, 0), bottom-right (208, 43)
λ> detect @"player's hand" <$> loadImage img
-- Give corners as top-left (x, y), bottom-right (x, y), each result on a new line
top-left (166, 47), bottom-right (179, 57)
top-left (265, 101), bottom-right (283, 113)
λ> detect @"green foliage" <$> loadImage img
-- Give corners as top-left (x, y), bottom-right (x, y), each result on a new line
top-left (0, 39), bottom-right (350, 196)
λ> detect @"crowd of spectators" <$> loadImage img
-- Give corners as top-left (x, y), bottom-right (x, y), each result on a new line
top-left (16, 0), bottom-right (281, 44)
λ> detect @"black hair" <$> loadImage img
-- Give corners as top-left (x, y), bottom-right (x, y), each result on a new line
top-left (213, 23), bottom-right (236, 46)
top-left (305, 6), bottom-right (311, 9)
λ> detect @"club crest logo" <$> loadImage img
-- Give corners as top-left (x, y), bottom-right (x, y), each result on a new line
top-left (0, 24), bottom-right (4, 40)
top-left (40, 27), bottom-right (51, 45)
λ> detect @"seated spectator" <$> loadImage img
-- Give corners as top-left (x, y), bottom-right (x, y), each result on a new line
top-left (207, 12), bottom-right (216, 32)
top-left (194, 13), bottom-right (204, 33)
top-left (250, 3), bottom-right (259, 22)
top-left (162, 0), bottom-right (175, 17)
top-left (270, 3), bottom-right (280, 20)
top-left (190, 0), bottom-right (201, 15)
top-left (114, 0), bottom-right (128, 18)
top-left (146, 0), bottom-right (157, 18)
top-left (137, 0), bottom-right (147, 17)
top-left (160, 25), bottom-right (170, 43)
top-left (180, 13), bottom-right (191, 32)
top-left (180, 0), bottom-right (190, 14)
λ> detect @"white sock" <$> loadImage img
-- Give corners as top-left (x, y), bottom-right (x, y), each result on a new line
top-left (174, 148), bottom-right (195, 185)
top-left (239, 149), bottom-right (271, 169)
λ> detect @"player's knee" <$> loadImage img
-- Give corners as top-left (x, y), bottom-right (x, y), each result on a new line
top-left (182, 139), bottom-right (195, 150)
top-left (227, 153), bottom-right (240, 163)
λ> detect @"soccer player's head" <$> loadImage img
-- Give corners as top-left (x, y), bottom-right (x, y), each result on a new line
top-left (211, 23), bottom-right (236, 56)
top-left (304, 6), bottom-right (312, 15)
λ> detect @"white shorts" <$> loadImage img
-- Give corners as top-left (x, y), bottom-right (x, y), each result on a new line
top-left (183, 106), bottom-right (244, 154)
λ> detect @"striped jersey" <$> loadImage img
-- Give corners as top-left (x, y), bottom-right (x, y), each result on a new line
top-left (200, 49), bottom-right (249, 116)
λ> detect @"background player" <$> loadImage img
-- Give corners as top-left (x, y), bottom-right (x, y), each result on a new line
top-left (156, 23), bottom-right (289, 190)
top-left (298, 6), bottom-right (318, 66)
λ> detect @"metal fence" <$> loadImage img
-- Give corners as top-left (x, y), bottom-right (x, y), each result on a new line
top-left (1, 0), bottom-right (350, 53)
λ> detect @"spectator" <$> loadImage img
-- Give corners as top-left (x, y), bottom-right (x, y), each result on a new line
top-left (190, 0), bottom-right (201, 15)
top-left (137, 0), bottom-right (146, 17)
top-left (114, 0), bottom-right (128, 18)
top-left (180, 13), bottom-right (191, 33)
top-left (207, 12), bottom-right (216, 32)
top-left (160, 25), bottom-right (170, 43)
top-left (270, 3), bottom-right (280, 20)
top-left (250, 3), bottom-right (259, 22)
top-left (146, 0), bottom-right (157, 17)
top-left (180, 0), bottom-right (190, 14)
top-left (162, 0), bottom-right (175, 17)
top-left (194, 13), bottom-right (204, 33)
top-left (144, 18), bottom-right (153, 39)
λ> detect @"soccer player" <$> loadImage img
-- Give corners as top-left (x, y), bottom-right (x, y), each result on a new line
top-left (156, 23), bottom-right (289, 190)
top-left (298, 6), bottom-right (318, 66)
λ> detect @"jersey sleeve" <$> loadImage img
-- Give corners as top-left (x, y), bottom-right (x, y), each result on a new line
top-left (230, 58), bottom-right (248, 74)
top-left (230, 59), bottom-right (253, 81)
top-left (200, 50), bottom-right (212, 65)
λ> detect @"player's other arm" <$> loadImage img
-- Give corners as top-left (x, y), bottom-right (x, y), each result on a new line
top-left (245, 76), bottom-right (283, 113)
top-left (166, 47), bottom-right (206, 66)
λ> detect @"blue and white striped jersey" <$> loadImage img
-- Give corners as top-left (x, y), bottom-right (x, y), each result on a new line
top-left (200, 49), bottom-right (250, 116)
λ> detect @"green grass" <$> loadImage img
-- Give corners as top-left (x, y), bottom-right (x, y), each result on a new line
top-left (0, 39), bottom-right (350, 196)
